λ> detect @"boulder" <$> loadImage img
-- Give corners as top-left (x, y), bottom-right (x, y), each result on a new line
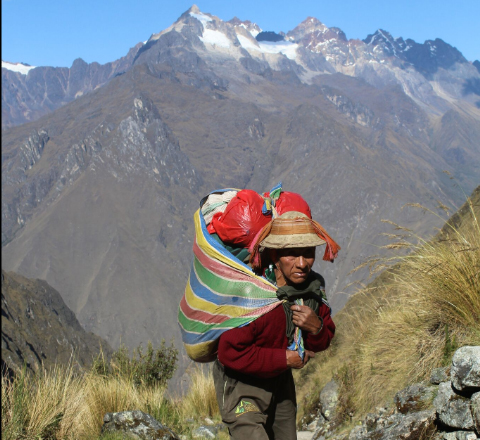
top-left (192, 425), bottom-right (217, 439)
top-left (312, 415), bottom-right (334, 440)
top-left (102, 410), bottom-right (179, 440)
top-left (431, 367), bottom-right (450, 385)
top-left (451, 347), bottom-right (480, 391)
top-left (320, 379), bottom-right (339, 421)
top-left (348, 409), bottom-right (436, 440)
top-left (437, 432), bottom-right (478, 440)
top-left (471, 392), bottom-right (480, 433)
top-left (394, 383), bottom-right (437, 414)
top-left (433, 382), bottom-right (475, 430)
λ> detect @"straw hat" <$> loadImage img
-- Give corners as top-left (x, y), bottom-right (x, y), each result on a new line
top-left (260, 211), bottom-right (326, 249)
top-left (249, 211), bottom-right (340, 270)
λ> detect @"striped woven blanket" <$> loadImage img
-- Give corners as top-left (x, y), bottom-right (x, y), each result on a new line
top-left (178, 190), bottom-right (282, 362)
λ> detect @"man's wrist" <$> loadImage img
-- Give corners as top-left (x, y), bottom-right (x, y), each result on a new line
top-left (311, 317), bottom-right (323, 335)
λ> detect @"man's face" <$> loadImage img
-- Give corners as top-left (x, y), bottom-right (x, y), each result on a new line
top-left (274, 247), bottom-right (316, 285)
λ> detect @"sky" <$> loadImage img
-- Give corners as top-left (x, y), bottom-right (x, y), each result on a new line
top-left (2, 0), bottom-right (479, 68)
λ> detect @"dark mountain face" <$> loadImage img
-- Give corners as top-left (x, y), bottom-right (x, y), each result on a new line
top-left (1, 270), bottom-right (112, 374)
top-left (474, 60), bottom-right (480, 74)
top-left (363, 31), bottom-right (468, 77)
top-left (2, 6), bottom-right (479, 369)
top-left (256, 31), bottom-right (284, 42)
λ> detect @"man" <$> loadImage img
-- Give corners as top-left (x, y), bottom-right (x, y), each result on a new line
top-left (213, 211), bottom-right (338, 440)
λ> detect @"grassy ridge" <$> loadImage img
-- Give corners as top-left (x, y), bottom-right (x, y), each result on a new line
top-left (296, 185), bottom-right (480, 424)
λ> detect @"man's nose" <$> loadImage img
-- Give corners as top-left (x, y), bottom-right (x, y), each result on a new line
top-left (296, 256), bottom-right (308, 268)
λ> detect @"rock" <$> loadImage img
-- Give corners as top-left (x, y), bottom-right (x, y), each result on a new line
top-left (431, 367), bottom-right (450, 385)
top-left (451, 347), bottom-right (480, 391)
top-left (471, 392), bottom-right (479, 433)
top-left (348, 409), bottom-right (436, 440)
top-left (434, 382), bottom-right (475, 430)
top-left (319, 379), bottom-right (339, 421)
top-left (457, 432), bottom-right (478, 440)
top-left (192, 425), bottom-right (217, 439)
top-left (348, 424), bottom-right (367, 440)
top-left (312, 418), bottom-right (334, 440)
top-left (204, 417), bottom-right (214, 425)
top-left (439, 432), bottom-right (479, 440)
top-left (102, 410), bottom-right (179, 440)
top-left (394, 383), bottom-right (437, 414)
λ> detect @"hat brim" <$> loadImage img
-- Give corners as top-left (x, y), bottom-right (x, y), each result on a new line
top-left (260, 233), bottom-right (326, 249)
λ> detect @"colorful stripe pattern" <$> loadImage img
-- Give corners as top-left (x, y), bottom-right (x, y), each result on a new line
top-left (178, 191), bottom-right (282, 362)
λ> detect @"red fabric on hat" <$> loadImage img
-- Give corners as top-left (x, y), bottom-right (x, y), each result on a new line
top-left (276, 191), bottom-right (312, 218)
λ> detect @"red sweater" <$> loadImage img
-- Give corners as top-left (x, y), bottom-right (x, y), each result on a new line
top-left (217, 302), bottom-right (335, 378)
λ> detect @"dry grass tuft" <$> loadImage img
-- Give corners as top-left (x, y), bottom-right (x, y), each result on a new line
top-left (1, 363), bottom-right (85, 440)
top-left (179, 365), bottom-right (219, 420)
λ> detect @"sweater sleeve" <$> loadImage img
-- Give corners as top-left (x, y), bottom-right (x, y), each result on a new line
top-left (304, 302), bottom-right (335, 352)
top-left (217, 319), bottom-right (288, 378)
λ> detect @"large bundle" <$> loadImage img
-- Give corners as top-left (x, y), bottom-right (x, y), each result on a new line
top-left (178, 184), bottom-right (333, 362)
top-left (178, 188), bottom-right (281, 362)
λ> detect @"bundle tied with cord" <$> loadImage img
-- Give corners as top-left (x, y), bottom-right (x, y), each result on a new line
top-left (178, 184), bottom-right (340, 362)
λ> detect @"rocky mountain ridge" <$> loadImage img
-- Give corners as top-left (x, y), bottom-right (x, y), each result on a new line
top-left (1, 43), bottom-right (142, 129)
top-left (3, 5), bottom-right (479, 129)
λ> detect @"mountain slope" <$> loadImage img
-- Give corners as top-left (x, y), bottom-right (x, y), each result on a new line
top-left (1, 270), bottom-right (112, 374)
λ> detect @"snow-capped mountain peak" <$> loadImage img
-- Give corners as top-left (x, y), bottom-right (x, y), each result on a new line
top-left (2, 60), bottom-right (36, 75)
top-left (228, 17), bottom-right (262, 38)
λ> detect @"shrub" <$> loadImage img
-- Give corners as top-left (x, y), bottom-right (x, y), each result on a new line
top-left (92, 340), bottom-right (178, 387)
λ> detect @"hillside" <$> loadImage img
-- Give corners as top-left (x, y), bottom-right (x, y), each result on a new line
top-left (1, 270), bottom-right (112, 375)
top-left (295, 185), bottom-right (480, 426)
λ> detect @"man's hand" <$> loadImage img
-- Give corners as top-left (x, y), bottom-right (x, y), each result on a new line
top-left (286, 349), bottom-right (315, 369)
top-left (291, 305), bottom-right (323, 334)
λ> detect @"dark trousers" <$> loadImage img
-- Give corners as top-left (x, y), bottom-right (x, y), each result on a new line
top-left (213, 360), bottom-right (297, 440)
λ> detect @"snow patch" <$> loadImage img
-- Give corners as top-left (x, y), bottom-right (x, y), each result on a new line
top-left (237, 34), bottom-right (259, 50)
top-left (200, 29), bottom-right (231, 48)
top-left (257, 41), bottom-right (299, 60)
top-left (190, 12), bottom-right (212, 26)
top-left (2, 61), bottom-right (36, 75)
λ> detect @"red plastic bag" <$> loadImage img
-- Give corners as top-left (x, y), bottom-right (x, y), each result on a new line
top-left (208, 190), bottom-right (271, 247)
top-left (275, 191), bottom-right (312, 218)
